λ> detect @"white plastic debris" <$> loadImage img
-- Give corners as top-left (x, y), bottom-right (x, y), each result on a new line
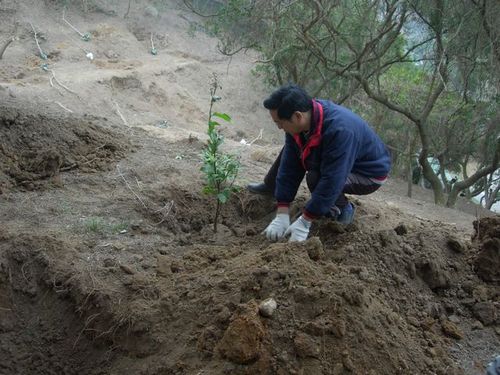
top-left (86, 52), bottom-right (94, 60)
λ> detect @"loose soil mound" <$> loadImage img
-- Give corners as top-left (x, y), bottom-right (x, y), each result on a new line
top-left (0, 99), bottom-right (128, 194)
top-left (1, 187), bottom-right (498, 374)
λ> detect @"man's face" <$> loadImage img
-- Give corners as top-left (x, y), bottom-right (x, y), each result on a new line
top-left (270, 110), bottom-right (304, 135)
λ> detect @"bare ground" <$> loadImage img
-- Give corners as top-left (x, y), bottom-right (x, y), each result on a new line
top-left (0, 1), bottom-right (499, 374)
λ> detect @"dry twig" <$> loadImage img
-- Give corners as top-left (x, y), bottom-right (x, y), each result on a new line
top-left (0, 38), bottom-right (14, 60)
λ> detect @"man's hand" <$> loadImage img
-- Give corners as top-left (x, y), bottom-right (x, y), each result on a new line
top-left (263, 213), bottom-right (290, 241)
top-left (285, 215), bottom-right (311, 242)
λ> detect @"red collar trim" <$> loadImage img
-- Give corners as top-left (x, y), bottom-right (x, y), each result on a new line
top-left (293, 100), bottom-right (324, 169)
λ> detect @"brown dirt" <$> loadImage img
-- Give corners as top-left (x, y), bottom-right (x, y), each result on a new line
top-left (0, 97), bottom-right (128, 194)
top-left (0, 1), bottom-right (498, 374)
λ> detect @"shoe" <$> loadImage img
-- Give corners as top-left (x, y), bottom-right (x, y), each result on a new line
top-left (336, 203), bottom-right (356, 224)
top-left (246, 182), bottom-right (273, 195)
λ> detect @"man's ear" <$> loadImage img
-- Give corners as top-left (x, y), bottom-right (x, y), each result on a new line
top-left (293, 111), bottom-right (303, 122)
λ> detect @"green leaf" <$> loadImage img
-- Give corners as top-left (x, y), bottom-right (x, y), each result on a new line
top-left (209, 120), bottom-right (220, 127)
top-left (217, 192), bottom-right (228, 203)
top-left (213, 112), bottom-right (232, 122)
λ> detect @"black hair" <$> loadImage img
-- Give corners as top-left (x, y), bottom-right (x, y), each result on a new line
top-left (263, 84), bottom-right (312, 120)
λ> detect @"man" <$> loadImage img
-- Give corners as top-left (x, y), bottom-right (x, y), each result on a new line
top-left (250, 84), bottom-right (391, 242)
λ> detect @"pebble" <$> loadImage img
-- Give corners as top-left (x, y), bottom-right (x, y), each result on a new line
top-left (119, 264), bottom-right (135, 275)
top-left (259, 298), bottom-right (277, 318)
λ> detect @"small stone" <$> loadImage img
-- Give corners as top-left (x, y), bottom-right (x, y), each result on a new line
top-left (448, 315), bottom-right (460, 324)
top-left (441, 320), bottom-right (464, 340)
top-left (259, 298), bottom-right (277, 318)
top-left (119, 264), bottom-right (135, 274)
top-left (495, 327), bottom-right (500, 336)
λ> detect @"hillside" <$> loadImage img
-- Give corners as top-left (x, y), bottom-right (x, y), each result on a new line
top-left (0, 1), bottom-right (498, 374)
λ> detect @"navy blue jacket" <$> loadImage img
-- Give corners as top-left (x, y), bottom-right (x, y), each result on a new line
top-left (275, 99), bottom-right (391, 217)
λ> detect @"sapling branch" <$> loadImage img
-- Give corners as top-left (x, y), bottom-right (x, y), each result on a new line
top-left (201, 74), bottom-right (240, 232)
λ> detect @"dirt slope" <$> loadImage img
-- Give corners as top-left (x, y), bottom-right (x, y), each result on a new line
top-left (0, 1), bottom-right (498, 375)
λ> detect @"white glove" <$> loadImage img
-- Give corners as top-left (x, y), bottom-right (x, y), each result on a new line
top-left (285, 215), bottom-right (311, 242)
top-left (263, 213), bottom-right (290, 241)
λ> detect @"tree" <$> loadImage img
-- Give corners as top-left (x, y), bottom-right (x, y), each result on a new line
top-left (186, 0), bottom-right (500, 208)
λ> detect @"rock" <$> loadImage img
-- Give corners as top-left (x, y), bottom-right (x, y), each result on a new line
top-left (258, 298), bottom-right (277, 318)
top-left (394, 223), bottom-right (408, 235)
top-left (294, 332), bottom-right (320, 358)
top-left (216, 302), bottom-right (265, 364)
top-left (119, 264), bottom-right (135, 275)
top-left (447, 237), bottom-right (466, 254)
top-left (417, 260), bottom-right (450, 290)
top-left (448, 315), bottom-right (460, 324)
top-left (472, 302), bottom-right (498, 326)
top-left (495, 327), bottom-right (500, 336)
top-left (441, 320), bottom-right (464, 340)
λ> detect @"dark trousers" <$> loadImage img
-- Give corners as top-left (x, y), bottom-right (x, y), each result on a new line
top-left (264, 148), bottom-right (382, 208)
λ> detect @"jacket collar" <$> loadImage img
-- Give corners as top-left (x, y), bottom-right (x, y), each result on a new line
top-left (293, 100), bottom-right (324, 168)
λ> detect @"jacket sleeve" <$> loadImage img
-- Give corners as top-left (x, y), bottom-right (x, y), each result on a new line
top-left (304, 128), bottom-right (358, 217)
top-left (275, 134), bottom-right (306, 204)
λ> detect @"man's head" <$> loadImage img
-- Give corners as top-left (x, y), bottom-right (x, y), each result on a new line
top-left (263, 84), bottom-right (312, 135)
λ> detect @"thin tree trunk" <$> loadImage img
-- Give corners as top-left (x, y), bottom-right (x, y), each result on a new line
top-left (124, 0), bottom-right (132, 18)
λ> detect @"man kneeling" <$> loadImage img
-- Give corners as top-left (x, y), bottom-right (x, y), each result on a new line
top-left (253, 84), bottom-right (391, 242)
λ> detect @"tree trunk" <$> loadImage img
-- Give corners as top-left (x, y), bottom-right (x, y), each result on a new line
top-left (417, 120), bottom-right (445, 204)
top-left (447, 138), bottom-right (500, 207)
top-left (485, 176), bottom-right (500, 210)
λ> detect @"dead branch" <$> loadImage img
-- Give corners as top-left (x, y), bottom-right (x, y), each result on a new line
top-left (116, 166), bottom-right (148, 210)
top-left (113, 100), bottom-right (129, 127)
top-left (49, 69), bottom-right (79, 97)
top-left (55, 101), bottom-right (73, 113)
top-left (0, 38), bottom-right (14, 60)
top-left (29, 22), bottom-right (45, 58)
